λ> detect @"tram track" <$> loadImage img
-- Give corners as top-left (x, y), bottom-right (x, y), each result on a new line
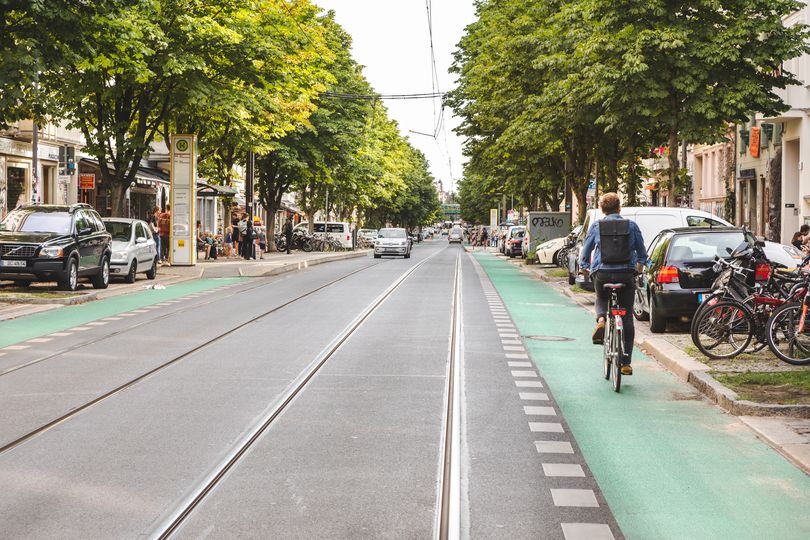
top-left (0, 259), bottom-right (382, 379)
top-left (152, 247), bottom-right (450, 539)
top-left (0, 260), bottom-right (386, 456)
top-left (437, 251), bottom-right (463, 540)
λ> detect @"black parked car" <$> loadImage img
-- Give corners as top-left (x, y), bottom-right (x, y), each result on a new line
top-left (0, 204), bottom-right (112, 291)
top-left (633, 227), bottom-right (761, 333)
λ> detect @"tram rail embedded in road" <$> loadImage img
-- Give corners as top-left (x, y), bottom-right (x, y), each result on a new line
top-left (0, 260), bottom-right (384, 455)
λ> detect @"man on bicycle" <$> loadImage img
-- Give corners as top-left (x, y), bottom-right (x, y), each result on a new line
top-left (579, 193), bottom-right (647, 375)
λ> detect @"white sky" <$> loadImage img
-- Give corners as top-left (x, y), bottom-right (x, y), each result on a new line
top-left (314, 0), bottom-right (477, 193)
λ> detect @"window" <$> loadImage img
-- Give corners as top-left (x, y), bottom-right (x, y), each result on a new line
top-left (326, 223), bottom-right (345, 233)
top-left (74, 212), bottom-right (89, 234)
top-left (137, 223), bottom-right (149, 239)
top-left (667, 232), bottom-right (746, 263)
top-left (686, 215), bottom-right (726, 228)
top-left (0, 210), bottom-right (72, 234)
top-left (79, 211), bottom-right (99, 232)
top-left (378, 228), bottom-right (406, 239)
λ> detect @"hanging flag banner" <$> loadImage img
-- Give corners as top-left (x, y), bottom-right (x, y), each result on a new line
top-left (170, 134), bottom-right (196, 266)
top-left (749, 127), bottom-right (761, 158)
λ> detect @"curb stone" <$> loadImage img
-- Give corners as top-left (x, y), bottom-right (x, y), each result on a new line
top-left (0, 291), bottom-right (99, 305)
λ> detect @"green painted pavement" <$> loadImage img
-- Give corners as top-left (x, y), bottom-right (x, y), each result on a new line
top-left (474, 253), bottom-right (810, 540)
top-left (0, 278), bottom-right (242, 348)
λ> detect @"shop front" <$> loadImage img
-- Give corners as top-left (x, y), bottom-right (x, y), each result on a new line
top-left (0, 137), bottom-right (62, 218)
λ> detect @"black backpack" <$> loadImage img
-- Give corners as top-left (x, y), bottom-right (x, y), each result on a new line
top-left (599, 219), bottom-right (631, 264)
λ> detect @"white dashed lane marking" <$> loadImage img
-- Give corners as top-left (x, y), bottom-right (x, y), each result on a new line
top-left (86, 322), bottom-right (107, 326)
top-left (535, 441), bottom-right (573, 454)
top-left (49, 332), bottom-right (72, 337)
top-left (542, 463), bottom-right (585, 477)
top-left (561, 523), bottom-right (615, 540)
top-left (507, 361), bottom-right (533, 368)
top-left (26, 338), bottom-right (52, 343)
top-left (503, 345), bottom-right (525, 351)
top-left (515, 380), bottom-right (543, 388)
top-left (519, 392), bottom-right (549, 401)
top-left (510, 370), bottom-right (537, 378)
top-left (3, 345), bottom-right (29, 351)
top-left (506, 353), bottom-right (529, 359)
top-left (524, 406), bottom-right (556, 416)
top-left (529, 422), bottom-right (565, 433)
top-left (551, 489), bottom-right (599, 508)
top-left (72, 327), bottom-right (91, 331)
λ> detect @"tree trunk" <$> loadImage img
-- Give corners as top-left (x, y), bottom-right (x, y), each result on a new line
top-left (667, 128), bottom-right (679, 207)
top-left (606, 156), bottom-right (619, 194)
top-left (767, 147), bottom-right (782, 242)
top-left (110, 181), bottom-right (127, 217)
top-left (266, 209), bottom-right (278, 251)
top-left (624, 143), bottom-right (640, 207)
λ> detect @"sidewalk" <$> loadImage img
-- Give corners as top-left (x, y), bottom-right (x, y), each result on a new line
top-left (0, 250), bottom-right (368, 321)
top-left (482, 248), bottom-right (810, 476)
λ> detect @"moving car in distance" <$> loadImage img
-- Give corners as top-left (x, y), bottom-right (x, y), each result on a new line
top-left (0, 203), bottom-right (111, 291)
top-left (102, 218), bottom-right (158, 283)
top-left (373, 228), bottom-right (411, 259)
top-left (448, 227), bottom-right (464, 244)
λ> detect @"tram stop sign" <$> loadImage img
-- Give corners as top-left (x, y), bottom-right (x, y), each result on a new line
top-left (527, 212), bottom-right (571, 254)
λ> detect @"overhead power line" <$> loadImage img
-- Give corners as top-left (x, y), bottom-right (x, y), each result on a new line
top-left (322, 92), bottom-right (446, 101)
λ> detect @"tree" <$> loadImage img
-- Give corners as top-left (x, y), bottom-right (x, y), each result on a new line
top-left (580, 0), bottom-right (810, 206)
top-left (45, 0), bottom-right (328, 216)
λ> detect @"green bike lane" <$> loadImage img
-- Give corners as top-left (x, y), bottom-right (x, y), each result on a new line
top-left (0, 278), bottom-right (241, 349)
top-left (474, 253), bottom-right (810, 540)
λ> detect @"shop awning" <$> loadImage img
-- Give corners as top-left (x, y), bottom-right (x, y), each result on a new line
top-left (80, 158), bottom-right (169, 187)
top-left (197, 182), bottom-right (239, 197)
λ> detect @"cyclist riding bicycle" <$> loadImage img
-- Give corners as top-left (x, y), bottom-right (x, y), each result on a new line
top-left (579, 193), bottom-right (647, 376)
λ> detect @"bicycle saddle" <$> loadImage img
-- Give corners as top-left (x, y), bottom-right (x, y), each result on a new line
top-left (604, 283), bottom-right (625, 289)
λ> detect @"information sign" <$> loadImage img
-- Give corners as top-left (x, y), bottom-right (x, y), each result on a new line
top-left (170, 134), bottom-right (197, 265)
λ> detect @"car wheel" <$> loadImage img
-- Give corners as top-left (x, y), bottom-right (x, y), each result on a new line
top-left (374, 254), bottom-right (381, 259)
top-left (404, 252), bottom-right (411, 259)
top-left (649, 295), bottom-right (667, 333)
top-left (91, 256), bottom-right (110, 289)
top-left (59, 258), bottom-right (79, 291)
top-left (146, 257), bottom-right (157, 280)
top-left (124, 259), bottom-right (137, 283)
top-left (633, 288), bottom-right (650, 321)
top-left (14, 280), bottom-right (32, 288)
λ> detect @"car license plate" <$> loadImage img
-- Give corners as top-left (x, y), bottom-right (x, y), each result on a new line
top-left (697, 293), bottom-right (707, 303)
top-left (0, 260), bottom-right (26, 267)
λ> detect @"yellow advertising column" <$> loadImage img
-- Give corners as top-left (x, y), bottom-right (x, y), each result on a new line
top-left (170, 134), bottom-right (196, 266)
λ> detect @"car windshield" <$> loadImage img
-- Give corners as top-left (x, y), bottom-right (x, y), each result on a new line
top-left (510, 228), bottom-right (524, 238)
top-left (378, 228), bottom-right (406, 239)
top-left (451, 228), bottom-right (462, 235)
top-left (0, 210), bottom-right (72, 234)
top-left (103, 221), bottom-right (132, 242)
top-left (668, 232), bottom-right (746, 263)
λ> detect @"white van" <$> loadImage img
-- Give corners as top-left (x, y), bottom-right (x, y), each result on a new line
top-left (568, 207), bottom-right (732, 289)
top-left (294, 221), bottom-right (354, 249)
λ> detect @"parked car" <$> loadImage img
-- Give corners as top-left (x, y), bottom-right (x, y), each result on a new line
top-left (633, 227), bottom-right (759, 332)
top-left (102, 218), bottom-right (158, 283)
top-left (568, 207), bottom-right (733, 291)
top-left (358, 229), bottom-right (378, 242)
top-left (0, 203), bottom-right (112, 291)
top-left (499, 225), bottom-right (522, 254)
top-left (373, 228), bottom-right (411, 258)
top-left (448, 227), bottom-right (464, 244)
top-left (295, 221), bottom-right (353, 248)
top-left (762, 241), bottom-right (804, 268)
top-left (506, 227), bottom-right (526, 257)
top-left (533, 225), bottom-right (582, 265)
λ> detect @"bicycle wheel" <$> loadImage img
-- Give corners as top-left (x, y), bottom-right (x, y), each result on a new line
top-left (603, 319), bottom-right (612, 380)
top-left (612, 321), bottom-right (623, 393)
top-left (766, 302), bottom-right (810, 366)
top-left (691, 300), bottom-right (753, 359)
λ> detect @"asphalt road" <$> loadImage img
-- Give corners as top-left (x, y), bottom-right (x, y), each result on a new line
top-left (0, 242), bottom-right (617, 539)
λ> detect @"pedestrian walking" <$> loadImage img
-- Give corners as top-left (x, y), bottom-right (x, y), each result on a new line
top-left (283, 215), bottom-right (293, 255)
top-left (243, 219), bottom-right (255, 260)
top-left (257, 226), bottom-right (266, 259)
top-left (149, 206), bottom-right (161, 257)
top-left (158, 204), bottom-right (171, 264)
